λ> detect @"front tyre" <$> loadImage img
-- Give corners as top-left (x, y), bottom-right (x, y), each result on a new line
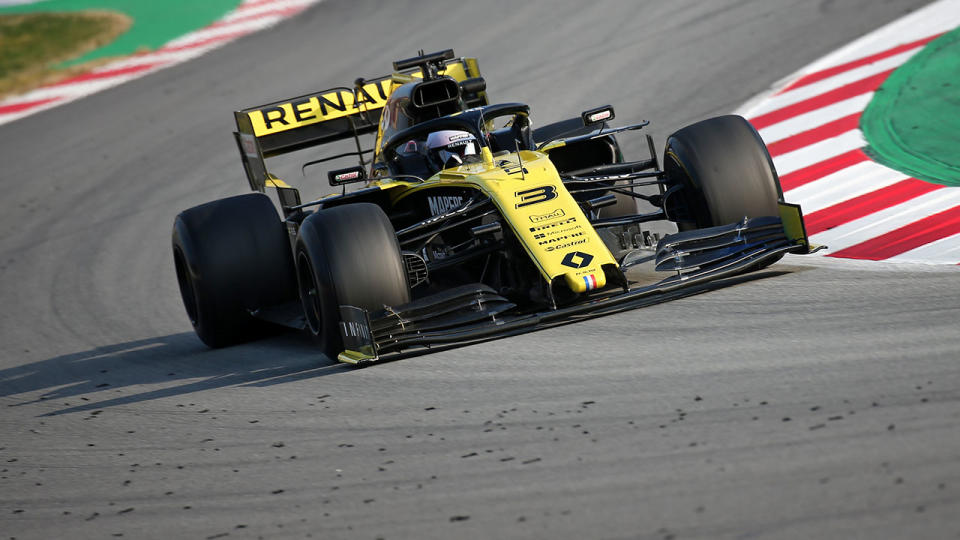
top-left (664, 115), bottom-right (783, 230)
top-left (294, 203), bottom-right (410, 359)
top-left (172, 193), bottom-right (297, 348)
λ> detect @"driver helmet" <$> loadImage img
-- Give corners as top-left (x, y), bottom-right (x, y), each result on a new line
top-left (425, 130), bottom-right (479, 169)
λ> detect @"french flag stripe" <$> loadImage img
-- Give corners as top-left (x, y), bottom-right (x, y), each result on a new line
top-left (583, 275), bottom-right (597, 290)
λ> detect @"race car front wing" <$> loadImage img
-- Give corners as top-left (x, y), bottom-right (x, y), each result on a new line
top-left (336, 204), bottom-right (818, 365)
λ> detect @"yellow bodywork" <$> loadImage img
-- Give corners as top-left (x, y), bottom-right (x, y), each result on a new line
top-left (376, 149), bottom-right (616, 294)
top-left (338, 349), bottom-right (374, 365)
top-left (334, 149), bottom-right (619, 365)
top-left (778, 201), bottom-right (822, 253)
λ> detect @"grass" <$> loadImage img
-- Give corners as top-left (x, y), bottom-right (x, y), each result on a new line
top-left (0, 11), bottom-right (131, 99)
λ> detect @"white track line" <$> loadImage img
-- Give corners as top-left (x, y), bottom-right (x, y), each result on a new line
top-left (784, 160), bottom-right (910, 213)
top-left (222, 0), bottom-right (315, 20)
top-left (163, 17), bottom-right (287, 48)
top-left (738, 0), bottom-right (960, 111)
top-left (888, 232), bottom-right (960, 264)
top-left (745, 49), bottom-right (921, 118)
top-left (810, 189), bottom-right (960, 254)
top-left (0, 0), bottom-right (322, 126)
top-left (771, 130), bottom-right (866, 177)
top-left (758, 93), bottom-right (872, 144)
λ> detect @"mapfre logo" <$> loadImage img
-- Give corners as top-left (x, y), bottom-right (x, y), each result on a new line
top-left (428, 195), bottom-right (464, 216)
top-left (529, 208), bottom-right (565, 223)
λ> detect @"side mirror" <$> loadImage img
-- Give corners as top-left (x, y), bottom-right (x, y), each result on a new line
top-left (328, 165), bottom-right (367, 186)
top-left (582, 105), bottom-right (615, 126)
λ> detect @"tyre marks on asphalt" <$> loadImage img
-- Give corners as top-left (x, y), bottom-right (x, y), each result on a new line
top-left (0, 0), bottom-right (321, 126)
top-left (738, 0), bottom-right (960, 263)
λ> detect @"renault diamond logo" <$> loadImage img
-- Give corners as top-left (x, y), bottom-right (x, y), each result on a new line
top-left (561, 251), bottom-right (594, 269)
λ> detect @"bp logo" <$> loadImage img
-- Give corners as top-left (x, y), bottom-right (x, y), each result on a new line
top-left (561, 251), bottom-right (593, 269)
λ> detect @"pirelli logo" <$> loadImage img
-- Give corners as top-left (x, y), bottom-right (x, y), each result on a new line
top-left (248, 79), bottom-right (393, 136)
top-left (530, 216), bottom-right (577, 233)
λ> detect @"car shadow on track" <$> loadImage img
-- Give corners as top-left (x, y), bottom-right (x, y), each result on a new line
top-left (0, 330), bottom-right (347, 417)
top-left (1, 268), bottom-right (802, 416)
top-left (354, 268), bottom-right (801, 367)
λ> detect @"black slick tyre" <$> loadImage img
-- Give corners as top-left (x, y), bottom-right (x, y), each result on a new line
top-left (294, 203), bottom-right (410, 359)
top-left (664, 114), bottom-right (783, 230)
top-left (172, 193), bottom-right (296, 348)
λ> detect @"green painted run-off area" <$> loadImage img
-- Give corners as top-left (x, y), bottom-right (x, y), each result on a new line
top-left (861, 25), bottom-right (960, 187)
top-left (0, 0), bottom-right (242, 65)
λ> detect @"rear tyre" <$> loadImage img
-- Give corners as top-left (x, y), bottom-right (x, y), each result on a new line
top-left (294, 203), bottom-right (410, 359)
top-left (664, 115), bottom-right (783, 230)
top-left (172, 193), bottom-right (297, 348)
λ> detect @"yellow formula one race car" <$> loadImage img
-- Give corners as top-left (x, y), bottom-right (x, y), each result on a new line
top-left (172, 49), bottom-right (816, 365)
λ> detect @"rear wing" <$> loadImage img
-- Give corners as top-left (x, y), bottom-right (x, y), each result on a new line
top-left (233, 57), bottom-right (486, 192)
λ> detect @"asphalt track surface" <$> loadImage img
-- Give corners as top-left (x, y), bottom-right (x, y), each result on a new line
top-left (2, 1), bottom-right (958, 538)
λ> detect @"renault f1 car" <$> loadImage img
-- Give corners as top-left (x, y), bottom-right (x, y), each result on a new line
top-left (172, 49), bottom-right (816, 365)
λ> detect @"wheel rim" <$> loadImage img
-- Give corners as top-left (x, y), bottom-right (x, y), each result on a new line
top-left (173, 246), bottom-right (199, 326)
top-left (296, 251), bottom-right (323, 335)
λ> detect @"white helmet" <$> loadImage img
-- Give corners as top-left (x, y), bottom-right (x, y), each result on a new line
top-left (425, 130), bottom-right (479, 169)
